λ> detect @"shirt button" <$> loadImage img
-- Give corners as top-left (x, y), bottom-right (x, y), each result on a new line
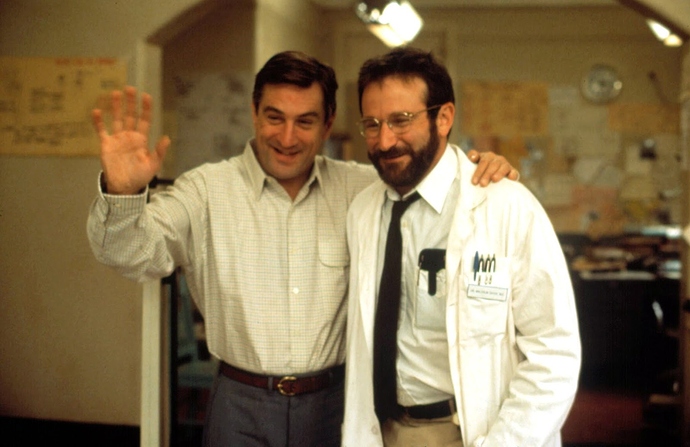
top-left (292, 287), bottom-right (299, 295)
top-left (371, 425), bottom-right (379, 435)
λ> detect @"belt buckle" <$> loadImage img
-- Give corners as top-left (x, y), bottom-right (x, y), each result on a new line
top-left (277, 376), bottom-right (297, 396)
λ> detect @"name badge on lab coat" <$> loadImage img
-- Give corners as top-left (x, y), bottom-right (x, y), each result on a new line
top-left (467, 252), bottom-right (509, 302)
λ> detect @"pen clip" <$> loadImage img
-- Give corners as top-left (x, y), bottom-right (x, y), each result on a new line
top-left (488, 254), bottom-right (496, 273)
top-left (473, 251), bottom-right (479, 281)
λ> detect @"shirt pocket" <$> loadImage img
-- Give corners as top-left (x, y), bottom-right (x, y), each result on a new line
top-left (415, 268), bottom-right (447, 330)
top-left (317, 221), bottom-right (349, 268)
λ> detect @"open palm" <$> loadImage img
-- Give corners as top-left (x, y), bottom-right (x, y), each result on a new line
top-left (92, 86), bottom-right (170, 195)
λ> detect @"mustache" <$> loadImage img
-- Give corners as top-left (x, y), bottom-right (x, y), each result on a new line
top-left (370, 145), bottom-right (412, 161)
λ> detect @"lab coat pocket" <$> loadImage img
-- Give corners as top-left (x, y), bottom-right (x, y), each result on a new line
top-left (462, 256), bottom-right (511, 339)
top-left (416, 268), bottom-right (447, 330)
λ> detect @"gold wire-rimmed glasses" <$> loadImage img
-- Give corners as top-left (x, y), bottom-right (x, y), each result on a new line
top-left (357, 105), bottom-right (442, 138)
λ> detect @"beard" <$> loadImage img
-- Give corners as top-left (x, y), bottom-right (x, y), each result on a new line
top-left (368, 124), bottom-right (441, 191)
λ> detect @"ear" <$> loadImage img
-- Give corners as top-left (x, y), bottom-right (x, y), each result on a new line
top-left (323, 113), bottom-right (336, 140)
top-left (251, 101), bottom-right (259, 127)
top-left (435, 102), bottom-right (455, 139)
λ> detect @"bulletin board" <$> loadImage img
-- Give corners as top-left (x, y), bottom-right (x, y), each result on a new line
top-left (458, 78), bottom-right (683, 235)
top-left (0, 57), bottom-right (127, 157)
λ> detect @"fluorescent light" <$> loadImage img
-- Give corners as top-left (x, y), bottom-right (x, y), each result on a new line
top-left (646, 19), bottom-right (683, 47)
top-left (367, 24), bottom-right (408, 47)
top-left (663, 34), bottom-right (683, 47)
top-left (646, 19), bottom-right (671, 40)
top-left (355, 1), bottom-right (423, 48)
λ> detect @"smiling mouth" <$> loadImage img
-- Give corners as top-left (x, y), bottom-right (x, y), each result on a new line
top-left (378, 152), bottom-right (411, 165)
top-left (273, 146), bottom-right (300, 157)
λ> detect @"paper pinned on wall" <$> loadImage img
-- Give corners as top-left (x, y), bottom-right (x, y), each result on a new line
top-left (0, 57), bottom-right (127, 156)
top-left (551, 134), bottom-right (579, 158)
top-left (549, 105), bottom-right (577, 137)
top-left (540, 173), bottom-right (576, 207)
top-left (625, 144), bottom-right (652, 175)
top-left (573, 157), bottom-right (608, 184)
top-left (548, 85), bottom-right (579, 107)
top-left (608, 102), bottom-right (680, 134)
top-left (571, 184), bottom-right (625, 237)
top-left (576, 129), bottom-right (620, 158)
top-left (460, 81), bottom-right (549, 137)
top-left (551, 104), bottom-right (619, 158)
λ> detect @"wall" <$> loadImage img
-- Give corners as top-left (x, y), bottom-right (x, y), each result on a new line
top-left (0, 0), bottom-right (202, 426)
top-left (255, 0), bottom-right (325, 69)
top-left (325, 5), bottom-right (685, 237)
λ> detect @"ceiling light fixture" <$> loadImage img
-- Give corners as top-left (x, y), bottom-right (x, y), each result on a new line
top-left (618, 0), bottom-right (687, 48)
top-left (646, 19), bottom-right (683, 47)
top-left (355, 1), bottom-right (423, 48)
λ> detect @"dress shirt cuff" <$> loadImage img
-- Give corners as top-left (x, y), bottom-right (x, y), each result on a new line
top-left (95, 171), bottom-right (148, 216)
top-left (98, 171), bottom-right (148, 195)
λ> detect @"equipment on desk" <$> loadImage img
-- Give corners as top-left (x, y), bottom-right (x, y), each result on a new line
top-left (564, 228), bottom-right (681, 279)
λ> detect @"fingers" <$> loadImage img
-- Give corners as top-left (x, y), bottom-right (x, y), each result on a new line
top-left (91, 109), bottom-right (106, 139)
top-left (111, 90), bottom-right (123, 133)
top-left (470, 151), bottom-right (495, 186)
top-left (466, 149), bottom-right (480, 162)
top-left (124, 86), bottom-right (137, 131)
top-left (154, 136), bottom-right (171, 164)
top-left (101, 86), bottom-right (156, 136)
top-left (487, 163), bottom-right (513, 185)
top-left (137, 93), bottom-right (152, 136)
top-left (471, 152), bottom-right (517, 186)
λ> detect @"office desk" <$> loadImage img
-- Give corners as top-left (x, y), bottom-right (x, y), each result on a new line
top-left (572, 271), bottom-right (679, 393)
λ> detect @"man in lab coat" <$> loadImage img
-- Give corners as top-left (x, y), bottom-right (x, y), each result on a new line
top-left (343, 47), bottom-right (581, 447)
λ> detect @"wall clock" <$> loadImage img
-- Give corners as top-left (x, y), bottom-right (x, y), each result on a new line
top-left (581, 64), bottom-right (623, 104)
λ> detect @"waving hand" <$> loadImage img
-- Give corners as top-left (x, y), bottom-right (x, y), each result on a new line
top-left (92, 86), bottom-right (170, 195)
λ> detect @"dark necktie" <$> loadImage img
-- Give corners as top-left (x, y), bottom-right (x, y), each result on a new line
top-left (373, 192), bottom-right (421, 424)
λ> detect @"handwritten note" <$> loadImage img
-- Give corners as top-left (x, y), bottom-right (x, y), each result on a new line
top-left (0, 57), bottom-right (126, 156)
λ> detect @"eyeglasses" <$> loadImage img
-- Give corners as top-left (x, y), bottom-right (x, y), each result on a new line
top-left (357, 105), bottom-right (442, 138)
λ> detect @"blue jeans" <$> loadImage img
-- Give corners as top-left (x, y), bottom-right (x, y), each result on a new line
top-left (203, 372), bottom-right (344, 447)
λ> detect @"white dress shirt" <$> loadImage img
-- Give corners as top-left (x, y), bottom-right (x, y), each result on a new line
top-left (88, 140), bottom-right (376, 375)
top-left (376, 147), bottom-right (458, 406)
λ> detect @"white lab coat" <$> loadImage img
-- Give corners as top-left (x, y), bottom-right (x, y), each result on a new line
top-left (343, 146), bottom-right (581, 447)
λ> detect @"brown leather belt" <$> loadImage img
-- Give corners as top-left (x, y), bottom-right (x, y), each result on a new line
top-left (219, 362), bottom-right (345, 396)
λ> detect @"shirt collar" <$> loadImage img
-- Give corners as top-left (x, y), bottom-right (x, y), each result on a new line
top-left (242, 139), bottom-right (321, 201)
top-left (384, 143), bottom-right (457, 214)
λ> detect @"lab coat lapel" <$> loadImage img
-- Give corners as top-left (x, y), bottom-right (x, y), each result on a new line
top-left (357, 185), bottom-right (387, 352)
top-left (446, 149), bottom-right (487, 295)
